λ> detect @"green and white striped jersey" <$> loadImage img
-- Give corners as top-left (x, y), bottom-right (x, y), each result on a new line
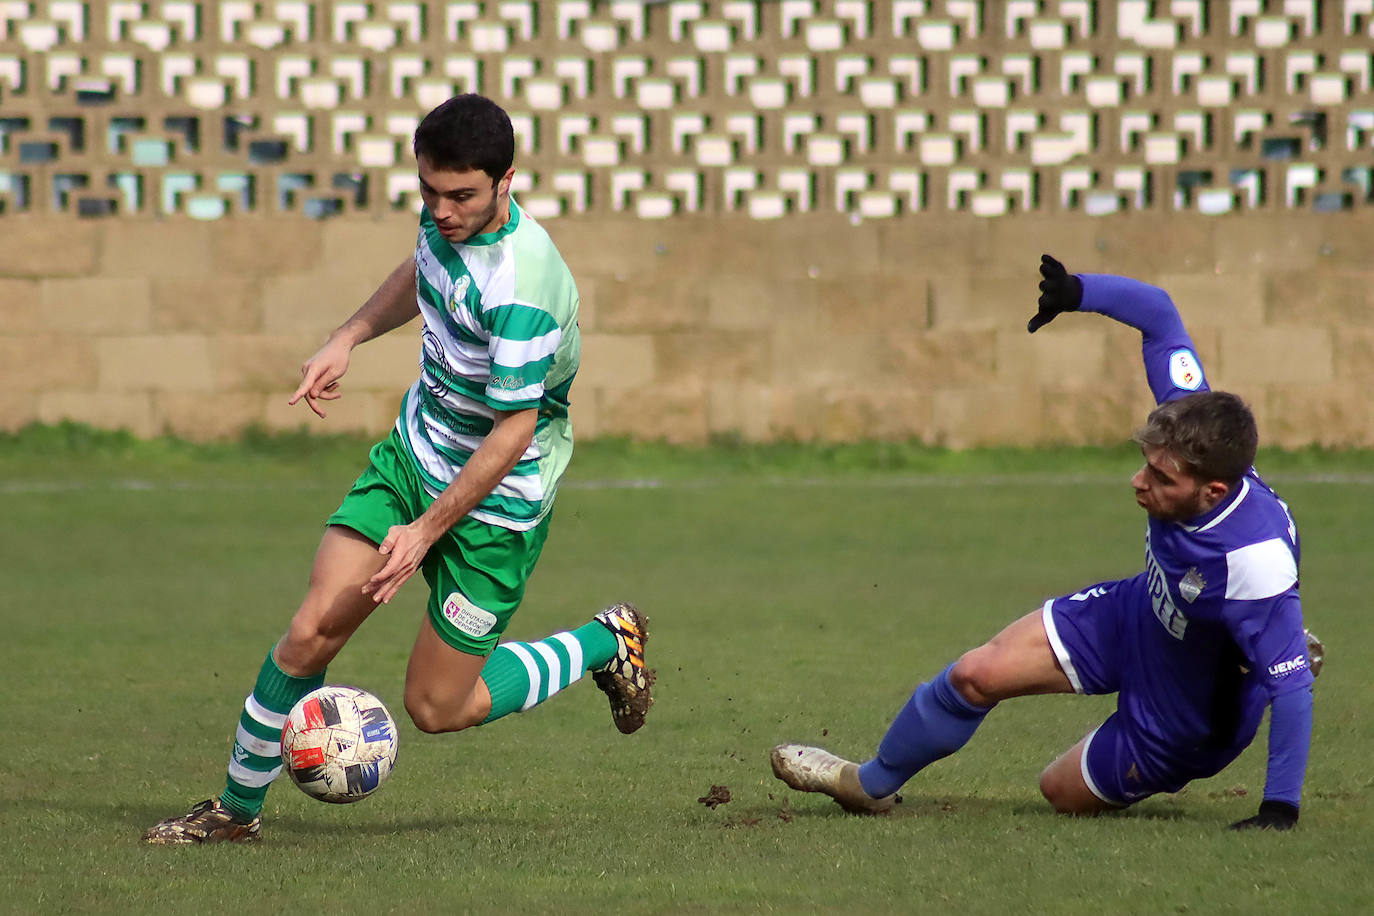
top-left (398, 199), bottom-right (580, 531)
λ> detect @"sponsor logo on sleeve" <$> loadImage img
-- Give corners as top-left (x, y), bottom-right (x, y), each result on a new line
top-left (1169, 349), bottom-right (1204, 391)
top-left (441, 592), bottom-right (498, 638)
top-left (1268, 654), bottom-right (1308, 677)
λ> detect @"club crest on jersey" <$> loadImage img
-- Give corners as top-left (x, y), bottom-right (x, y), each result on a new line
top-left (449, 274), bottom-right (472, 312)
top-left (1179, 567), bottom-right (1206, 603)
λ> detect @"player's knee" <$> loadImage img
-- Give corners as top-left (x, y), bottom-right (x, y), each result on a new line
top-left (1039, 763), bottom-right (1101, 815)
top-left (278, 594), bottom-right (366, 673)
top-left (949, 649), bottom-right (1000, 707)
top-left (403, 692), bottom-right (451, 734)
top-left (275, 627), bottom-right (336, 677)
top-left (277, 620), bottom-right (339, 674)
top-left (403, 686), bottom-right (482, 734)
top-left (1039, 767), bottom-right (1074, 813)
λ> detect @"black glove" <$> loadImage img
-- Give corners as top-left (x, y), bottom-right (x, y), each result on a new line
top-left (1027, 254), bottom-right (1083, 333)
top-left (1230, 800), bottom-right (1299, 831)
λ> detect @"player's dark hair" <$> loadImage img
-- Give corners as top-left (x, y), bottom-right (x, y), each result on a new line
top-left (413, 94), bottom-right (515, 181)
top-left (1132, 391), bottom-right (1258, 484)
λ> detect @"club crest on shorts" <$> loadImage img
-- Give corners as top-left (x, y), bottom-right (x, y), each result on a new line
top-left (1179, 567), bottom-right (1206, 603)
top-left (441, 592), bottom-right (498, 637)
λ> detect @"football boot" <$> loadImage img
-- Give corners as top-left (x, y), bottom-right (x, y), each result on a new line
top-left (769, 744), bottom-right (899, 815)
top-left (143, 798), bottom-right (262, 845)
top-left (592, 603), bottom-right (654, 734)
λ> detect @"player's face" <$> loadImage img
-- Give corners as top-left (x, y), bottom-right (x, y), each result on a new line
top-left (417, 155), bottom-right (513, 243)
top-left (1130, 446), bottom-right (1227, 522)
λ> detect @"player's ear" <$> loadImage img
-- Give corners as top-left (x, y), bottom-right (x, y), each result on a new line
top-left (1199, 479), bottom-right (1230, 509)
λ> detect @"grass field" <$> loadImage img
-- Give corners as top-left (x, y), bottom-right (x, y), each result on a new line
top-left (2, 425), bottom-right (1372, 915)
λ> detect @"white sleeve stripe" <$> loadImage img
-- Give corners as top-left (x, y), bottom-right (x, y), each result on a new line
top-left (1225, 537), bottom-right (1298, 600)
top-left (1041, 600), bottom-right (1085, 694)
top-left (490, 328), bottom-right (561, 365)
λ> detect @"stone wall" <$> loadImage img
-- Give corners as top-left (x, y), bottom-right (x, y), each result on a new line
top-left (6, 2), bottom-right (1373, 447)
top-left (3, 209), bottom-right (1371, 447)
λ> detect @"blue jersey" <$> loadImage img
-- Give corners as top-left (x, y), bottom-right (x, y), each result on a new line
top-left (1079, 274), bottom-right (1314, 801)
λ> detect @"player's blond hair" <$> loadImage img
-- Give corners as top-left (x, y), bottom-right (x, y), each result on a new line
top-left (1132, 391), bottom-right (1258, 485)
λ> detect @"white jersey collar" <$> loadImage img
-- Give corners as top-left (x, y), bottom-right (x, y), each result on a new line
top-left (1178, 476), bottom-right (1250, 533)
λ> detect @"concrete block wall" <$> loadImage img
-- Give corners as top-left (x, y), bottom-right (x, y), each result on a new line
top-left (2, 211), bottom-right (1371, 448)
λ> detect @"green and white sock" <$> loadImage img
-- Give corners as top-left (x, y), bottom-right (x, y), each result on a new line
top-left (219, 649), bottom-right (324, 821)
top-left (481, 619), bottom-right (617, 723)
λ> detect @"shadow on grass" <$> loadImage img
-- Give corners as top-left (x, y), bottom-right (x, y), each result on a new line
top-left (116, 793), bottom-right (1203, 840)
top-left (719, 793), bottom-right (1204, 827)
top-left (58, 798), bottom-right (515, 843)
top-left (268, 812), bottom-right (512, 838)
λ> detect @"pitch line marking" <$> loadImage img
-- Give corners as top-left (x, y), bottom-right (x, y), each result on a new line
top-left (2, 472), bottom-right (1371, 494)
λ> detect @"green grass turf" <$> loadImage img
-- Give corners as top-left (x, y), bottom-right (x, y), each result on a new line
top-left (2, 426), bottom-right (1371, 914)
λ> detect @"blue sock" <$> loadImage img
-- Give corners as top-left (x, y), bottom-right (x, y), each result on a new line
top-left (857, 664), bottom-right (994, 798)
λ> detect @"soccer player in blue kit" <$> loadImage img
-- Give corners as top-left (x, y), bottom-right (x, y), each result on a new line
top-left (771, 254), bottom-right (1318, 830)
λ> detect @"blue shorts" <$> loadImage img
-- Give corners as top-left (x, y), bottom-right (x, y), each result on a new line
top-left (1042, 577), bottom-right (1259, 806)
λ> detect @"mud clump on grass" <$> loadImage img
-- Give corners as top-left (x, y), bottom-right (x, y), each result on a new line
top-left (697, 785), bottom-right (732, 809)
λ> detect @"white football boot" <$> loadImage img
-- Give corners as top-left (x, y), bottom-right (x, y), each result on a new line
top-left (770, 744), bottom-right (899, 814)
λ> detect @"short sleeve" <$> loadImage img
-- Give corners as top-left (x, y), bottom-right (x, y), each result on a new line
top-left (482, 302), bottom-right (561, 410)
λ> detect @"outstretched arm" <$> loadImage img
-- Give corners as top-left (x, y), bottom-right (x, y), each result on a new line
top-left (289, 256), bottom-right (420, 418)
top-left (1026, 254), bottom-right (1208, 405)
top-left (1223, 590), bottom-right (1313, 831)
top-left (1231, 687), bottom-right (1312, 831)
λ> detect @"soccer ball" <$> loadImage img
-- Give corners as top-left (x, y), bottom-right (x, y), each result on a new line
top-left (281, 685), bottom-right (399, 804)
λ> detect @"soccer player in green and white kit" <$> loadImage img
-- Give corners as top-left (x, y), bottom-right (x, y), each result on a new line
top-left (145, 95), bottom-right (652, 845)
